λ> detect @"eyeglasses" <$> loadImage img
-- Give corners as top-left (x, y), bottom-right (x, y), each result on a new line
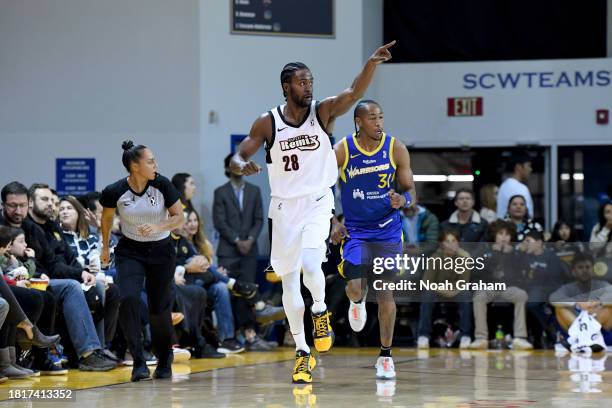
top-left (3, 203), bottom-right (29, 210)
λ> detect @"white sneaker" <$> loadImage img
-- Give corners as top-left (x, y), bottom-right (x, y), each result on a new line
top-left (417, 336), bottom-right (429, 349)
top-left (348, 300), bottom-right (367, 332)
top-left (173, 347), bottom-right (191, 363)
top-left (459, 336), bottom-right (471, 349)
top-left (375, 356), bottom-right (396, 379)
top-left (511, 338), bottom-right (534, 350)
top-left (469, 338), bottom-right (489, 350)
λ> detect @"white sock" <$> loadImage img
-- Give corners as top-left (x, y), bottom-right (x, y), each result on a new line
top-left (281, 271), bottom-right (310, 353)
top-left (302, 248), bottom-right (327, 314)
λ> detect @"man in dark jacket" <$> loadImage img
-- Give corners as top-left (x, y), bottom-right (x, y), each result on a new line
top-left (440, 188), bottom-right (488, 243)
top-left (1, 182), bottom-right (116, 371)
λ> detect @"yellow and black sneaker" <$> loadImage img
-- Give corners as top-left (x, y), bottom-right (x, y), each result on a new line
top-left (292, 350), bottom-right (316, 384)
top-left (311, 310), bottom-right (334, 353)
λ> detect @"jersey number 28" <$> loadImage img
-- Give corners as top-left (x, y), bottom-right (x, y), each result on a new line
top-left (282, 155), bottom-right (300, 171)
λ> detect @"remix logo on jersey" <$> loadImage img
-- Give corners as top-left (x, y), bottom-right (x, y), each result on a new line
top-left (346, 163), bottom-right (390, 179)
top-left (279, 135), bottom-right (321, 152)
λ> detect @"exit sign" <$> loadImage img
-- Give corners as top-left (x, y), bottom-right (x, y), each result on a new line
top-left (447, 97), bottom-right (483, 117)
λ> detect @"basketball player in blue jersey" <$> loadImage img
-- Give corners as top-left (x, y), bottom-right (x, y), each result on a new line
top-left (230, 42), bottom-right (397, 384)
top-left (332, 100), bottom-right (416, 380)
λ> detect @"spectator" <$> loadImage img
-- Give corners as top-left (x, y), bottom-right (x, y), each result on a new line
top-left (171, 233), bottom-right (224, 359)
top-left (49, 189), bottom-right (60, 223)
top-left (77, 191), bottom-right (103, 231)
top-left (440, 188), bottom-right (488, 242)
top-left (469, 220), bottom-right (533, 350)
top-left (0, 225), bottom-right (61, 377)
top-left (213, 154), bottom-right (264, 285)
top-left (519, 231), bottom-right (565, 347)
top-left (401, 203), bottom-right (439, 255)
top-left (59, 196), bottom-right (101, 272)
top-left (183, 209), bottom-right (282, 351)
top-left (550, 252), bottom-right (612, 349)
top-left (550, 220), bottom-right (582, 274)
top-left (497, 153), bottom-right (534, 219)
top-left (589, 202), bottom-right (612, 255)
top-left (59, 196), bottom-right (121, 350)
top-left (171, 173), bottom-right (197, 212)
top-left (1, 182), bottom-right (117, 371)
top-left (505, 195), bottom-right (543, 242)
top-left (479, 184), bottom-right (498, 224)
top-left (417, 229), bottom-right (473, 349)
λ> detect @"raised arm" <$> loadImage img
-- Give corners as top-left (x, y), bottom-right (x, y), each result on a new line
top-left (317, 41), bottom-right (396, 131)
top-left (230, 113), bottom-right (272, 176)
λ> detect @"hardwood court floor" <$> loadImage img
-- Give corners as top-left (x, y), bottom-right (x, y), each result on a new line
top-left (0, 348), bottom-right (611, 407)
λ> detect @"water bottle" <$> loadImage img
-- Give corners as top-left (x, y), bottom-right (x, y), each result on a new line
top-left (495, 325), bottom-right (504, 349)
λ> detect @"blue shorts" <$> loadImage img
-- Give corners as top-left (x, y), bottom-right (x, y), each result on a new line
top-left (338, 238), bottom-right (402, 281)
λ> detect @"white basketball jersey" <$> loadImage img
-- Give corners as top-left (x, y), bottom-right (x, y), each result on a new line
top-left (266, 101), bottom-right (338, 199)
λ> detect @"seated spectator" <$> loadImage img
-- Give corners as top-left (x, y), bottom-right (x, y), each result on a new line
top-left (0, 225), bottom-right (61, 378)
top-left (504, 195), bottom-right (543, 242)
top-left (401, 203), bottom-right (439, 256)
top-left (519, 231), bottom-right (565, 347)
top-left (440, 188), bottom-right (488, 243)
top-left (417, 229), bottom-right (473, 349)
top-left (59, 196), bottom-right (121, 351)
top-left (550, 252), bottom-right (612, 349)
top-left (181, 209), bottom-right (283, 351)
top-left (171, 173), bottom-right (197, 212)
top-left (2, 182), bottom-right (117, 371)
top-left (469, 220), bottom-right (533, 350)
top-left (59, 196), bottom-right (101, 272)
top-left (171, 249), bottom-right (224, 359)
top-left (49, 189), bottom-right (60, 223)
top-left (549, 220), bottom-right (582, 275)
top-left (590, 201), bottom-right (612, 258)
top-left (77, 191), bottom-right (104, 232)
top-left (479, 184), bottom-right (498, 224)
top-left (4, 227), bottom-right (65, 374)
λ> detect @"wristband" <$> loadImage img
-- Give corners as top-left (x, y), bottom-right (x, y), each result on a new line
top-left (402, 192), bottom-right (413, 208)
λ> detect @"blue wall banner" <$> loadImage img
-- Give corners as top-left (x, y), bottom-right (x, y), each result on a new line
top-left (56, 158), bottom-right (95, 196)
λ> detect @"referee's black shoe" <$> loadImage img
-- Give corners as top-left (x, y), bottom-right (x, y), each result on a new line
top-left (153, 352), bottom-right (173, 379)
top-left (130, 364), bottom-right (151, 382)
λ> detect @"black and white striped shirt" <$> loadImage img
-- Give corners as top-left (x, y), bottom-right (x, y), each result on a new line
top-left (100, 174), bottom-right (180, 242)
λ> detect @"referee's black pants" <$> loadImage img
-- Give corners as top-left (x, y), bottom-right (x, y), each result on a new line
top-left (115, 237), bottom-right (176, 367)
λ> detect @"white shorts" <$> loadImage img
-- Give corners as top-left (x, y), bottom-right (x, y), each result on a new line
top-left (268, 188), bottom-right (334, 276)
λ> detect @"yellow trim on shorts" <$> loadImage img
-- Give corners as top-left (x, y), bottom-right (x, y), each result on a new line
top-left (353, 132), bottom-right (386, 156)
top-left (337, 239), bottom-right (346, 278)
top-left (389, 136), bottom-right (397, 169)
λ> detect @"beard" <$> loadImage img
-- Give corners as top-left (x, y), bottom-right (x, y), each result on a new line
top-left (290, 93), bottom-right (311, 108)
top-left (32, 205), bottom-right (52, 222)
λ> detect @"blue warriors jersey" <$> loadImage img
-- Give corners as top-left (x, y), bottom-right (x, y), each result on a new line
top-left (339, 132), bottom-right (402, 242)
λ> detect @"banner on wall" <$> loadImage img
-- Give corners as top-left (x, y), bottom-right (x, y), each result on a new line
top-left (56, 158), bottom-right (95, 196)
top-left (377, 58), bottom-right (612, 147)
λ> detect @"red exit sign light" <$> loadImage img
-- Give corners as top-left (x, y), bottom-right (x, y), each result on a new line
top-left (448, 97), bottom-right (483, 117)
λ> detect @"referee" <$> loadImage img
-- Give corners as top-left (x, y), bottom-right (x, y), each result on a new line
top-left (100, 141), bottom-right (184, 382)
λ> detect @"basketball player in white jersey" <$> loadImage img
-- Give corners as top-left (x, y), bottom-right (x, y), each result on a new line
top-left (230, 41), bottom-right (396, 384)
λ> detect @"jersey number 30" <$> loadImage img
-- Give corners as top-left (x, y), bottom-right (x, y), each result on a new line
top-left (282, 155), bottom-right (300, 171)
